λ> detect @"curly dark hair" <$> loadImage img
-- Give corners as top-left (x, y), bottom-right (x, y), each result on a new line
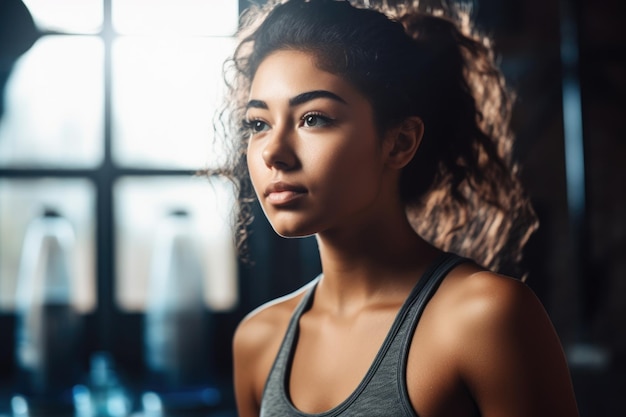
top-left (210, 0), bottom-right (538, 275)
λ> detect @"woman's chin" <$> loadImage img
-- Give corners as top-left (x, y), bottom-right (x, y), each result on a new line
top-left (270, 224), bottom-right (316, 239)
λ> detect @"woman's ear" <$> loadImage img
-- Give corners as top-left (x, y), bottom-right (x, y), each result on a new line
top-left (385, 116), bottom-right (424, 169)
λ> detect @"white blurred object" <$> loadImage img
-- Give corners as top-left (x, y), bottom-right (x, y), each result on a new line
top-left (144, 209), bottom-right (211, 387)
top-left (114, 176), bottom-right (238, 312)
top-left (14, 209), bottom-right (81, 394)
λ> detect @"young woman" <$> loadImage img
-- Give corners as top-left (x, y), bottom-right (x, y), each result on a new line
top-left (216, 1), bottom-right (580, 416)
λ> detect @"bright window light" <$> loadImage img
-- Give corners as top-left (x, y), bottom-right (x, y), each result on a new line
top-left (22, 0), bottom-right (102, 33)
top-left (0, 36), bottom-right (104, 168)
top-left (112, 0), bottom-right (239, 36)
top-left (111, 36), bottom-right (234, 170)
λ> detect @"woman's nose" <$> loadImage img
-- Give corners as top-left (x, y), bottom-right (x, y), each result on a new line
top-left (261, 127), bottom-right (298, 170)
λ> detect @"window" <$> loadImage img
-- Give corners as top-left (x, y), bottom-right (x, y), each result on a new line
top-left (0, 0), bottom-right (240, 392)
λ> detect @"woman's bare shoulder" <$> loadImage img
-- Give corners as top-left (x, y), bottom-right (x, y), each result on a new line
top-left (418, 264), bottom-right (539, 359)
top-left (431, 263), bottom-right (539, 324)
top-left (428, 264), bottom-right (557, 364)
top-left (233, 279), bottom-right (316, 359)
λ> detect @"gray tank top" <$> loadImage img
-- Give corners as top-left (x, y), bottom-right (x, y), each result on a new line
top-left (259, 252), bottom-right (469, 417)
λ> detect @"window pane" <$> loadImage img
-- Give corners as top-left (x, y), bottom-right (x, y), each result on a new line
top-left (112, 0), bottom-right (238, 36)
top-left (22, 0), bottom-right (103, 34)
top-left (115, 175), bottom-right (238, 312)
top-left (0, 178), bottom-right (96, 312)
top-left (0, 36), bottom-right (104, 168)
top-left (112, 36), bottom-right (233, 169)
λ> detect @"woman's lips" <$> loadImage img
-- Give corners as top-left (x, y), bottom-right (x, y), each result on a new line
top-left (264, 181), bottom-right (307, 205)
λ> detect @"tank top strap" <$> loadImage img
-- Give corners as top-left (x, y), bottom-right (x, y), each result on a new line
top-left (395, 252), bottom-right (471, 415)
top-left (402, 251), bottom-right (470, 322)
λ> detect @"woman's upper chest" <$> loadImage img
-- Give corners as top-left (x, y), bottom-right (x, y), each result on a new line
top-left (286, 302), bottom-right (478, 417)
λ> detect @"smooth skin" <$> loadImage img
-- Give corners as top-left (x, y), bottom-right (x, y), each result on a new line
top-left (234, 50), bottom-right (579, 417)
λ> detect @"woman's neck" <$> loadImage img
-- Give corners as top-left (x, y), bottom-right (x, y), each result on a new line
top-left (314, 208), bottom-right (439, 313)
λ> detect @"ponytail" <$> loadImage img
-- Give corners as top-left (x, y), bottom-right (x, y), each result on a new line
top-left (374, 1), bottom-right (538, 274)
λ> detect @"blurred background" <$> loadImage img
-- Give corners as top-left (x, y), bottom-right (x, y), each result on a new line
top-left (0, 0), bottom-right (623, 416)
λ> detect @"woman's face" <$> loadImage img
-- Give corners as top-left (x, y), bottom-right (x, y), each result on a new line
top-left (246, 49), bottom-right (394, 238)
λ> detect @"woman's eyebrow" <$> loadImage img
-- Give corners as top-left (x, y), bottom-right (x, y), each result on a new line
top-left (246, 90), bottom-right (348, 110)
top-left (289, 90), bottom-right (347, 106)
top-left (246, 99), bottom-right (268, 110)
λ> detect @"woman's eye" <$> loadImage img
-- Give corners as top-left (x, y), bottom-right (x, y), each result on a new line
top-left (302, 114), bottom-right (332, 128)
top-left (245, 119), bottom-right (269, 133)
